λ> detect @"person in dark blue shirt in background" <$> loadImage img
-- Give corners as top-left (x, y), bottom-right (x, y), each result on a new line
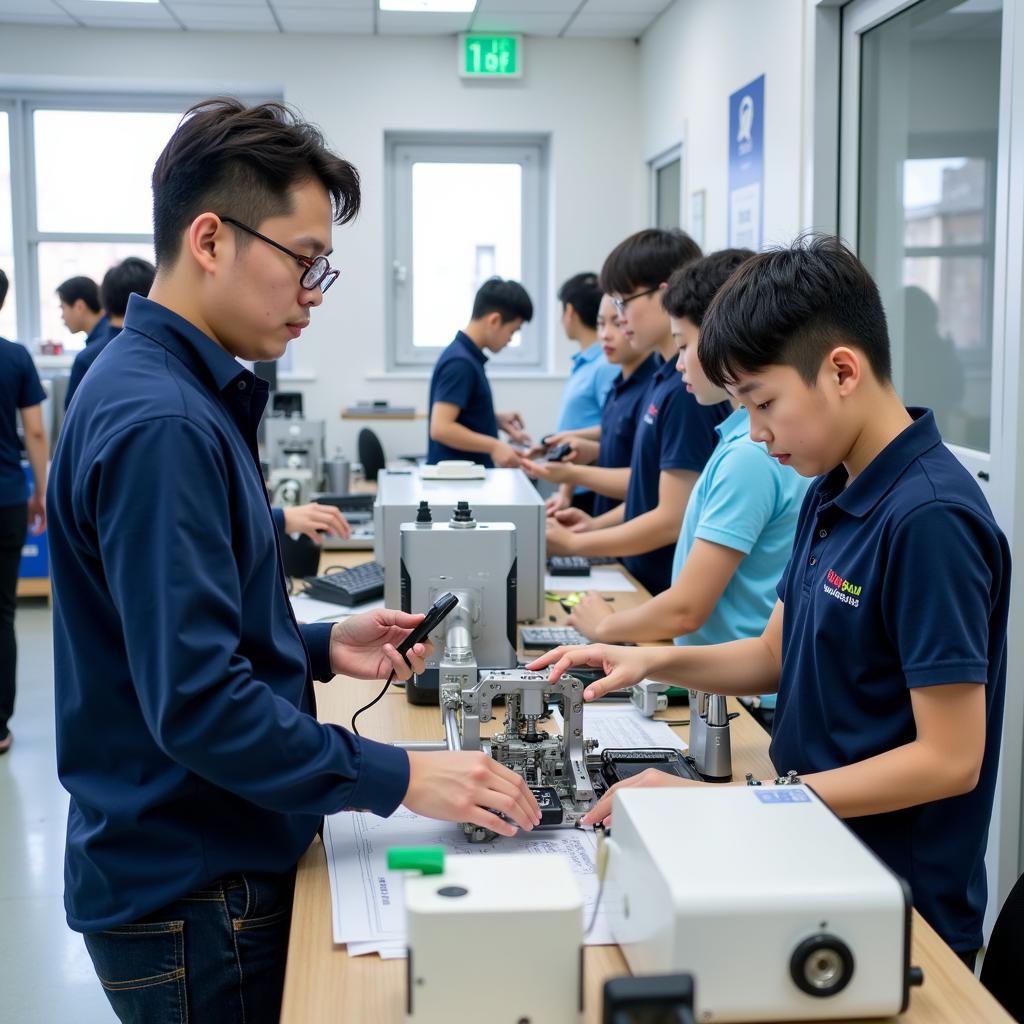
top-left (543, 229), bottom-right (731, 594)
top-left (59, 275), bottom-right (116, 410)
top-left (0, 268), bottom-right (48, 755)
top-left (533, 235), bottom-right (1009, 967)
top-left (63, 257), bottom-right (156, 408)
top-left (427, 276), bottom-right (534, 467)
top-left (49, 98), bottom-right (539, 1024)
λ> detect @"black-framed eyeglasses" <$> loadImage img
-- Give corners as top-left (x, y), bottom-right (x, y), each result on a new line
top-left (219, 216), bottom-right (339, 294)
top-left (613, 286), bottom-right (660, 315)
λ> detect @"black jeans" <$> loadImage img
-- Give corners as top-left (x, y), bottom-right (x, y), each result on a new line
top-left (0, 501), bottom-right (27, 736)
top-left (83, 870), bottom-right (296, 1024)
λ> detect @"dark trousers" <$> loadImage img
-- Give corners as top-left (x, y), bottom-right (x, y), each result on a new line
top-left (0, 502), bottom-right (27, 736)
top-left (83, 870), bottom-right (296, 1024)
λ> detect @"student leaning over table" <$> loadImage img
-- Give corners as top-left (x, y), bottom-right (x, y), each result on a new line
top-left (48, 98), bottom-right (539, 1024)
top-left (531, 235), bottom-right (1009, 970)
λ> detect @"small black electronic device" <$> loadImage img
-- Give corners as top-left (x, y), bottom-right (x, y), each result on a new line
top-left (549, 555), bottom-right (591, 576)
top-left (529, 785), bottom-right (564, 827)
top-left (314, 492), bottom-right (375, 524)
top-left (595, 748), bottom-right (702, 793)
top-left (545, 442), bottom-right (574, 462)
top-left (303, 561), bottom-right (384, 606)
top-left (602, 973), bottom-right (696, 1024)
top-left (395, 591), bottom-right (459, 666)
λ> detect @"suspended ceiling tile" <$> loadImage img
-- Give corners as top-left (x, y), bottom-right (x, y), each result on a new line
top-left (377, 10), bottom-right (472, 35)
top-left (470, 12), bottom-right (570, 35)
top-left (564, 12), bottom-right (652, 38)
top-left (171, 3), bottom-right (279, 30)
top-left (275, 6), bottom-right (374, 32)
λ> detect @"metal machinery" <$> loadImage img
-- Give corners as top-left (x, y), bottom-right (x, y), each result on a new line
top-left (264, 416), bottom-right (326, 507)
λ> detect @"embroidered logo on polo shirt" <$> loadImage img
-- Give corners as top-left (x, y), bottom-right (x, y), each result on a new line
top-left (823, 568), bottom-right (862, 608)
top-left (643, 401), bottom-right (659, 425)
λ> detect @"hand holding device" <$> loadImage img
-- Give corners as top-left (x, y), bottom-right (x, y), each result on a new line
top-left (395, 591), bottom-right (459, 666)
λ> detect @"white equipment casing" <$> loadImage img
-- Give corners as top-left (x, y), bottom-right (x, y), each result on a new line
top-left (403, 853), bottom-right (583, 1023)
top-left (606, 786), bottom-right (913, 1022)
top-left (375, 468), bottom-right (545, 620)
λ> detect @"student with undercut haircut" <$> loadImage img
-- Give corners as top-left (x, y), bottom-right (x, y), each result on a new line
top-left (427, 276), bottom-right (535, 468)
top-left (64, 257), bottom-right (156, 408)
top-left (59, 275), bottom-right (116, 410)
top-left (532, 235), bottom-right (1009, 967)
top-left (49, 99), bottom-right (539, 1024)
top-left (541, 229), bottom-right (731, 595)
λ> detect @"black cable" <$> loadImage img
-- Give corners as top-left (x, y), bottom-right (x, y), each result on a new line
top-left (351, 670), bottom-right (397, 736)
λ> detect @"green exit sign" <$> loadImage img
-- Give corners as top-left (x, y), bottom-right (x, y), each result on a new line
top-left (459, 34), bottom-right (522, 79)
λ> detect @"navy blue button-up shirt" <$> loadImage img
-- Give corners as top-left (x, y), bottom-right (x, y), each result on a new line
top-left (772, 409), bottom-right (1009, 952)
top-left (592, 354), bottom-right (658, 519)
top-left (0, 336), bottom-right (46, 507)
top-left (427, 331), bottom-right (499, 466)
top-left (66, 315), bottom-right (119, 410)
top-left (622, 358), bottom-right (730, 594)
top-left (50, 295), bottom-right (410, 933)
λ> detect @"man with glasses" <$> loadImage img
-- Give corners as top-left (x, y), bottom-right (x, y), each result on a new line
top-left (544, 229), bottom-right (731, 594)
top-left (48, 99), bottom-right (539, 1024)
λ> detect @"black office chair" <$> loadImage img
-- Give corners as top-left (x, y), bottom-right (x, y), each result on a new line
top-left (981, 872), bottom-right (1024, 1020)
top-left (358, 428), bottom-right (386, 482)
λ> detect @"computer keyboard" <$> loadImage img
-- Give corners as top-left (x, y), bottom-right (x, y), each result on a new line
top-left (520, 625), bottom-right (592, 650)
top-left (304, 561), bottom-right (385, 607)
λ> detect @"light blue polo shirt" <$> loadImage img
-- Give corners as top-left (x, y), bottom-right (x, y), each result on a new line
top-left (672, 406), bottom-right (810, 708)
top-left (555, 343), bottom-right (619, 432)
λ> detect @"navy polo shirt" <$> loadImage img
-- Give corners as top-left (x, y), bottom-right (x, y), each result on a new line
top-left (0, 337), bottom-right (47, 508)
top-left (772, 409), bottom-right (1009, 953)
top-left (49, 294), bottom-right (410, 933)
top-left (622, 358), bottom-right (730, 594)
top-left (66, 315), bottom-right (119, 410)
top-left (427, 331), bottom-right (498, 466)
top-left (593, 354), bottom-right (659, 519)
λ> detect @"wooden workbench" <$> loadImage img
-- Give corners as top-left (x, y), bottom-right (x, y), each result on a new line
top-left (281, 559), bottom-right (1011, 1024)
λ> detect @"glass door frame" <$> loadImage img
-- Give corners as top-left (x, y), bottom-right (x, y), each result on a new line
top-left (808, 0), bottom-right (1024, 928)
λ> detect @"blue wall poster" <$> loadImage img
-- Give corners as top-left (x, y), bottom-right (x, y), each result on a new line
top-left (728, 74), bottom-right (765, 250)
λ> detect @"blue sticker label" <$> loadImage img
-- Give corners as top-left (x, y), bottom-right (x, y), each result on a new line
top-left (755, 789), bottom-right (811, 804)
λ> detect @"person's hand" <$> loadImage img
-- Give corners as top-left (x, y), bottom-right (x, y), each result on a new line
top-left (491, 440), bottom-right (523, 468)
top-left (527, 642), bottom-right (655, 701)
top-left (497, 411), bottom-right (531, 445)
top-left (553, 506), bottom-right (594, 532)
top-left (27, 493), bottom-right (45, 536)
top-left (581, 769), bottom-right (704, 828)
top-left (518, 456), bottom-right (576, 485)
top-left (567, 591), bottom-right (615, 640)
top-left (545, 490), bottom-right (571, 515)
top-left (329, 609), bottom-right (432, 681)
top-left (545, 516), bottom-right (582, 556)
top-left (403, 750), bottom-right (542, 837)
top-left (283, 502), bottom-right (351, 542)
top-left (568, 437), bottom-right (600, 465)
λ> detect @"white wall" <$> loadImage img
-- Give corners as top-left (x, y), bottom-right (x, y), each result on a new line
top-left (0, 26), bottom-right (646, 459)
top-left (639, 0), bottom-right (806, 251)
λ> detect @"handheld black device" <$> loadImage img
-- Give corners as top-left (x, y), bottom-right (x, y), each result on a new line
top-left (545, 442), bottom-right (574, 462)
top-left (396, 591), bottom-right (459, 665)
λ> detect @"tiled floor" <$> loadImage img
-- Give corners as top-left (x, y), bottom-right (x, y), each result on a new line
top-left (0, 599), bottom-right (117, 1023)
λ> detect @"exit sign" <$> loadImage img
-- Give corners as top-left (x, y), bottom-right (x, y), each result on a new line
top-left (459, 34), bottom-right (522, 79)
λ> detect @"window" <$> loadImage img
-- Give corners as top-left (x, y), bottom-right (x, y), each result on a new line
top-left (386, 134), bottom-right (548, 370)
top-left (650, 145), bottom-right (682, 231)
top-left (0, 94), bottom-right (275, 355)
top-left (851, 0), bottom-right (1001, 453)
top-left (0, 110), bottom-right (15, 340)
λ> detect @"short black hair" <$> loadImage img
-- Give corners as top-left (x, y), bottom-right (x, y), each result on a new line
top-left (0, 269), bottom-right (7, 312)
top-left (101, 257), bottom-right (156, 319)
top-left (700, 234), bottom-right (892, 388)
top-left (152, 97), bottom-right (361, 268)
top-left (56, 276), bottom-right (102, 313)
top-left (662, 249), bottom-right (754, 327)
top-left (557, 272), bottom-right (602, 330)
top-left (471, 277), bottom-right (533, 323)
top-left (599, 229), bottom-right (702, 296)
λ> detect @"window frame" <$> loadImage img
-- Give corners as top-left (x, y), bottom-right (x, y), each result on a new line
top-left (649, 142), bottom-right (683, 230)
top-left (385, 131), bottom-right (549, 372)
top-left (0, 90), bottom-right (276, 349)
